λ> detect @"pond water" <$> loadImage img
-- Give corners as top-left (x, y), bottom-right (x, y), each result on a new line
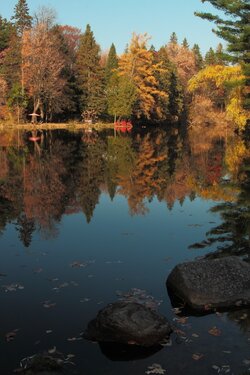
top-left (0, 127), bottom-right (249, 374)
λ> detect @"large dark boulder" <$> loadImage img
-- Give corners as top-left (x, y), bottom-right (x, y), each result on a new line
top-left (84, 301), bottom-right (172, 347)
top-left (167, 256), bottom-right (250, 312)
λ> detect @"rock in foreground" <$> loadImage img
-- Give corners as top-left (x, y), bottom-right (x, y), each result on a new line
top-left (84, 301), bottom-right (172, 347)
top-left (167, 256), bottom-right (250, 312)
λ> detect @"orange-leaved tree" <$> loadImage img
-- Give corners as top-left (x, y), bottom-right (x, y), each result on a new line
top-left (118, 33), bottom-right (168, 120)
top-left (21, 22), bottom-right (66, 122)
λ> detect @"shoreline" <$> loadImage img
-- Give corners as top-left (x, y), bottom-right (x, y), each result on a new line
top-left (0, 122), bottom-right (115, 131)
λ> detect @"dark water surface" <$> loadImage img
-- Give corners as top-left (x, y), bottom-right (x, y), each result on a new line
top-left (0, 127), bottom-right (249, 374)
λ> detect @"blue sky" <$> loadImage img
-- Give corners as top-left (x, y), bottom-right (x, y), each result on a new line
top-left (1, 0), bottom-right (224, 55)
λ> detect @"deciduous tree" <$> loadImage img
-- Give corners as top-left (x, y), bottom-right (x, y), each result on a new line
top-left (118, 33), bottom-right (167, 120)
top-left (22, 22), bottom-right (66, 121)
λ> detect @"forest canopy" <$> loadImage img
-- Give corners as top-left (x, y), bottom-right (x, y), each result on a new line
top-left (0, 0), bottom-right (248, 131)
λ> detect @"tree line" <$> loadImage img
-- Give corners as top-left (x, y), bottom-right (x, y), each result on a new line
top-left (0, 0), bottom-right (249, 130)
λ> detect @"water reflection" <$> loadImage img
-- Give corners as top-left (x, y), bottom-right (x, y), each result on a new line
top-left (0, 126), bottom-right (250, 375)
top-left (0, 126), bottom-right (248, 249)
top-left (98, 342), bottom-right (163, 361)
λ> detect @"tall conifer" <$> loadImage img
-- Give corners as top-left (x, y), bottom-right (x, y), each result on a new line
top-left (192, 44), bottom-right (203, 70)
top-left (76, 24), bottom-right (105, 118)
top-left (11, 0), bottom-right (32, 36)
top-left (105, 43), bottom-right (118, 84)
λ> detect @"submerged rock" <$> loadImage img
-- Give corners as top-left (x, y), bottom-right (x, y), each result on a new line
top-left (167, 256), bottom-right (250, 312)
top-left (19, 353), bottom-right (64, 374)
top-left (84, 301), bottom-right (172, 347)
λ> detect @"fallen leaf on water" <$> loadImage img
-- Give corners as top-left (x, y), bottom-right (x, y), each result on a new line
top-left (80, 298), bottom-right (91, 303)
top-left (174, 329), bottom-right (186, 336)
top-left (212, 365), bottom-right (220, 371)
top-left (66, 354), bottom-right (75, 359)
top-left (33, 268), bottom-right (43, 274)
top-left (48, 346), bottom-right (56, 354)
top-left (145, 363), bottom-right (166, 374)
top-left (5, 329), bottom-right (19, 342)
top-left (192, 353), bottom-right (204, 361)
top-left (175, 316), bottom-right (188, 324)
top-left (67, 336), bottom-right (82, 341)
top-left (192, 333), bottom-right (199, 338)
top-left (128, 340), bottom-right (137, 345)
top-left (208, 326), bottom-right (221, 336)
top-left (172, 307), bottom-right (183, 314)
top-left (42, 300), bottom-right (56, 308)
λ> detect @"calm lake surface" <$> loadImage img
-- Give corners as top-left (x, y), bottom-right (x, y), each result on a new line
top-left (0, 127), bottom-right (249, 374)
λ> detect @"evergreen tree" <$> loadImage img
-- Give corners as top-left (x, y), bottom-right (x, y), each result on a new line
top-left (168, 70), bottom-right (184, 118)
top-left (195, 0), bottom-right (250, 109)
top-left (107, 74), bottom-right (137, 121)
top-left (1, 33), bottom-right (21, 88)
top-left (11, 0), bottom-right (32, 36)
top-left (0, 16), bottom-right (13, 52)
top-left (170, 32), bottom-right (178, 44)
top-left (182, 38), bottom-right (189, 49)
top-left (205, 47), bottom-right (217, 65)
top-left (215, 42), bottom-right (226, 65)
top-left (76, 24), bottom-right (105, 118)
top-left (192, 43), bottom-right (203, 70)
top-left (105, 43), bottom-right (118, 84)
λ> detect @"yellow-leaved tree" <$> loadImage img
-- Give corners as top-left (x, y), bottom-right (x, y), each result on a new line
top-left (118, 33), bottom-right (168, 120)
top-left (188, 65), bottom-right (248, 131)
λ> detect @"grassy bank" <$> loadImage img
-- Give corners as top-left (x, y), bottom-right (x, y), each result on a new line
top-left (0, 121), bottom-right (115, 131)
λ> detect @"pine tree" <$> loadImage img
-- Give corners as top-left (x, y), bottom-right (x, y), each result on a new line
top-left (215, 43), bottom-right (226, 65)
top-left (182, 38), bottom-right (189, 49)
top-left (0, 16), bottom-right (13, 52)
top-left (11, 0), bottom-right (32, 36)
top-left (192, 43), bottom-right (203, 70)
top-left (1, 33), bottom-right (21, 88)
top-left (168, 70), bottom-right (184, 118)
top-left (76, 24), bottom-right (105, 118)
top-left (107, 74), bottom-right (137, 121)
top-left (205, 47), bottom-right (217, 65)
top-left (170, 32), bottom-right (178, 44)
top-left (105, 43), bottom-right (118, 84)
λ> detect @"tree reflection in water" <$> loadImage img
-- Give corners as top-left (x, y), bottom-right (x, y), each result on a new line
top-left (0, 126), bottom-right (249, 251)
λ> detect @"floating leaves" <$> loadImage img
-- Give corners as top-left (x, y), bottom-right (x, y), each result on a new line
top-left (2, 283), bottom-right (24, 292)
top-left (208, 326), bottom-right (221, 336)
top-left (212, 365), bottom-right (231, 373)
top-left (70, 259), bottom-right (95, 268)
top-left (174, 316), bottom-right (188, 325)
top-left (145, 363), bottom-right (166, 374)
